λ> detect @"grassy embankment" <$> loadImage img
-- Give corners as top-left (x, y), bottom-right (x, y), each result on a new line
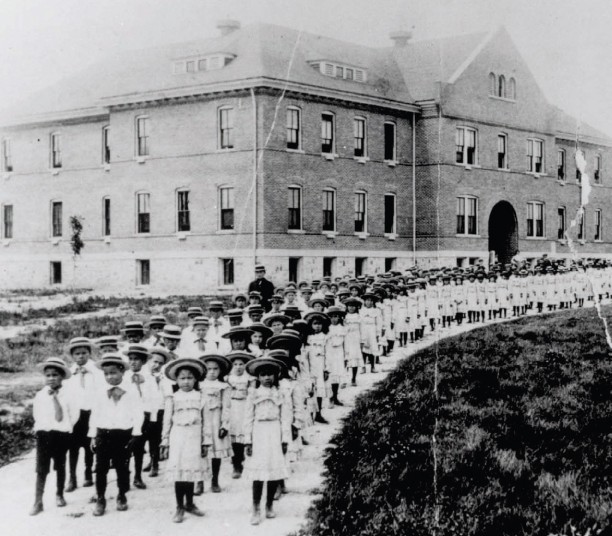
top-left (298, 307), bottom-right (612, 536)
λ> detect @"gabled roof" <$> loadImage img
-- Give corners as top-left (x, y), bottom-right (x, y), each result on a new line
top-left (552, 106), bottom-right (611, 146)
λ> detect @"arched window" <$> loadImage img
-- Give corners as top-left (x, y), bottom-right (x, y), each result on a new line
top-left (489, 72), bottom-right (496, 96)
top-left (498, 75), bottom-right (506, 98)
top-left (509, 77), bottom-right (516, 100)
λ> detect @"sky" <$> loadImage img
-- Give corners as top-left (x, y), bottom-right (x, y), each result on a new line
top-left (0, 0), bottom-right (611, 135)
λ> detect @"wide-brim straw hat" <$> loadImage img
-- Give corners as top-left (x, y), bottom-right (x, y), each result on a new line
top-left (120, 321), bottom-right (145, 334)
top-left (165, 358), bottom-right (206, 381)
top-left (199, 353), bottom-right (231, 376)
top-left (68, 337), bottom-right (94, 353)
top-left (342, 297), bottom-right (363, 308)
top-left (263, 313), bottom-right (291, 327)
top-left (149, 347), bottom-right (172, 364)
top-left (326, 306), bottom-right (346, 316)
top-left (267, 333), bottom-right (302, 355)
top-left (38, 357), bottom-right (72, 379)
top-left (226, 351), bottom-right (255, 364)
top-left (124, 344), bottom-right (150, 361)
top-left (98, 353), bottom-right (128, 370)
top-left (248, 323), bottom-right (273, 339)
top-left (307, 298), bottom-right (328, 308)
top-left (161, 325), bottom-right (182, 340)
top-left (304, 311), bottom-right (330, 325)
top-left (246, 357), bottom-right (284, 377)
top-left (221, 327), bottom-right (255, 339)
top-left (96, 335), bottom-right (119, 348)
top-left (147, 315), bottom-right (167, 328)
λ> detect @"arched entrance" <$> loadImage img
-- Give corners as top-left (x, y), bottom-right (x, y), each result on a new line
top-left (488, 201), bottom-right (518, 265)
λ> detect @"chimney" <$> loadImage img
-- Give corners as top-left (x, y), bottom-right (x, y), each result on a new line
top-left (389, 30), bottom-right (412, 48)
top-left (217, 19), bottom-right (241, 36)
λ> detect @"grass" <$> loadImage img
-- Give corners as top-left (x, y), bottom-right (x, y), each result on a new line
top-left (297, 307), bottom-right (612, 536)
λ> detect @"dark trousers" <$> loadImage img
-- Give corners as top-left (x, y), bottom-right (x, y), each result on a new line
top-left (231, 442), bottom-right (245, 472)
top-left (147, 410), bottom-right (163, 469)
top-left (69, 410), bottom-right (93, 481)
top-left (35, 431), bottom-right (70, 493)
top-left (131, 413), bottom-right (150, 479)
top-left (95, 428), bottom-right (132, 499)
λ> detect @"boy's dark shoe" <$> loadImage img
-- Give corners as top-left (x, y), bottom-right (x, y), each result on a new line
top-left (184, 503), bottom-right (205, 516)
top-left (116, 494), bottom-right (128, 511)
top-left (29, 502), bottom-right (43, 516)
top-left (93, 499), bottom-right (106, 516)
top-left (56, 495), bottom-right (66, 507)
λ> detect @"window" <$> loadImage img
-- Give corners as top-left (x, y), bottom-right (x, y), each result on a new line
top-left (288, 187), bottom-right (302, 230)
top-left (354, 117), bottom-right (366, 157)
top-left (509, 78), bottom-right (516, 100)
top-left (102, 126), bottom-right (110, 164)
top-left (557, 207), bottom-right (566, 240)
top-left (288, 257), bottom-right (301, 283)
top-left (50, 133), bottom-right (61, 168)
top-left (527, 201), bottom-right (545, 238)
top-left (186, 60), bottom-right (196, 73)
top-left (385, 258), bottom-right (396, 272)
top-left (456, 196), bottom-right (478, 235)
top-left (315, 62), bottom-right (366, 82)
top-left (498, 75), bottom-right (506, 98)
top-left (498, 134), bottom-right (507, 169)
top-left (50, 262), bottom-right (62, 285)
top-left (355, 257), bottom-right (366, 277)
top-left (384, 122), bottom-right (397, 161)
top-left (219, 187), bottom-right (234, 230)
top-left (221, 258), bottom-right (234, 285)
top-left (321, 113), bottom-right (334, 154)
top-left (137, 193), bottom-right (150, 233)
top-left (489, 73), bottom-right (496, 96)
top-left (137, 260), bottom-right (150, 286)
top-left (323, 257), bottom-right (335, 278)
top-left (51, 201), bottom-right (62, 237)
top-left (595, 209), bottom-right (602, 241)
top-left (595, 155), bottom-right (602, 184)
top-left (456, 127), bottom-right (477, 165)
top-left (136, 117), bottom-right (149, 157)
top-left (354, 191), bottom-right (367, 233)
top-left (527, 139), bottom-right (543, 173)
top-left (103, 197), bottom-right (111, 236)
top-left (557, 149), bottom-right (566, 181)
top-left (177, 190), bottom-right (190, 232)
top-left (286, 108), bottom-right (301, 150)
top-left (576, 166), bottom-right (582, 183)
top-left (219, 107), bottom-right (234, 149)
top-left (2, 204), bottom-right (13, 239)
top-left (578, 210), bottom-right (585, 240)
top-left (322, 189), bottom-right (336, 231)
top-left (384, 193), bottom-right (397, 234)
top-left (2, 139), bottom-right (12, 172)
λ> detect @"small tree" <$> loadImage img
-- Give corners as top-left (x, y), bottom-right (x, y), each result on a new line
top-left (70, 215), bottom-right (85, 257)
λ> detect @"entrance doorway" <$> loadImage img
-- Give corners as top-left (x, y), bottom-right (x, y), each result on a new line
top-left (488, 201), bottom-right (518, 265)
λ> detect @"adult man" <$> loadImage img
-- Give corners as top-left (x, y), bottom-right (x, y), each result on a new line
top-left (247, 264), bottom-right (275, 312)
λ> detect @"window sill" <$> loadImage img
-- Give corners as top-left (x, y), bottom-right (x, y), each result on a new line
top-left (176, 231), bottom-right (190, 240)
top-left (103, 236), bottom-right (111, 244)
top-left (526, 172), bottom-right (546, 178)
top-left (50, 168), bottom-right (61, 175)
top-left (578, 239), bottom-right (586, 245)
top-left (51, 237), bottom-right (61, 245)
top-left (455, 234), bottom-right (481, 238)
top-left (2, 239), bottom-right (11, 247)
top-left (2, 172), bottom-right (12, 180)
top-left (322, 152), bottom-right (338, 161)
top-left (354, 156), bottom-right (369, 164)
top-left (455, 163), bottom-right (480, 170)
top-left (525, 236), bottom-right (547, 240)
top-left (594, 239), bottom-right (603, 243)
top-left (498, 167), bottom-right (510, 172)
top-left (286, 148), bottom-right (305, 154)
top-left (217, 285), bottom-right (236, 291)
top-left (384, 159), bottom-right (398, 168)
top-left (489, 96), bottom-right (516, 103)
top-left (136, 156), bottom-right (148, 164)
top-left (215, 229), bottom-right (235, 234)
top-left (136, 232), bottom-right (151, 236)
top-left (103, 164), bottom-right (111, 172)
top-left (557, 179), bottom-right (565, 186)
top-left (354, 232), bottom-right (370, 240)
top-left (384, 233), bottom-right (398, 241)
top-left (216, 148), bottom-right (236, 153)
top-left (558, 239), bottom-right (567, 245)
top-left (287, 229), bottom-right (306, 234)
top-left (322, 231), bottom-right (338, 238)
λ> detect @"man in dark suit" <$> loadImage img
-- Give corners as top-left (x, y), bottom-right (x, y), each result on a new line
top-left (247, 264), bottom-right (275, 312)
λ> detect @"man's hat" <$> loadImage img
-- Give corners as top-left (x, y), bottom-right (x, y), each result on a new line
top-left (187, 307), bottom-right (204, 317)
top-left (147, 315), bottom-right (167, 328)
top-left (281, 305), bottom-right (302, 319)
top-left (149, 347), bottom-right (172, 364)
top-left (227, 308), bottom-right (245, 319)
top-left (161, 325), bottom-right (182, 340)
top-left (192, 316), bottom-right (210, 327)
top-left (38, 357), bottom-right (72, 378)
top-left (68, 337), bottom-right (94, 353)
top-left (165, 358), bottom-right (206, 381)
top-left (208, 300), bottom-right (224, 311)
top-left (98, 353), bottom-right (127, 370)
top-left (233, 293), bottom-right (247, 302)
top-left (255, 264), bottom-right (266, 272)
top-left (97, 335), bottom-right (119, 349)
top-left (121, 321), bottom-right (145, 334)
top-left (125, 344), bottom-right (149, 361)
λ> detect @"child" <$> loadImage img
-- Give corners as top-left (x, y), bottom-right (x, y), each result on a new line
top-left (244, 357), bottom-right (291, 525)
top-left (65, 337), bottom-right (101, 492)
top-left (161, 325), bottom-right (183, 360)
top-left (89, 353), bottom-right (144, 516)
top-left (304, 312), bottom-right (329, 424)
top-left (143, 315), bottom-right (167, 349)
top-left (325, 306), bottom-right (346, 406)
top-left (220, 326), bottom-right (255, 355)
top-left (178, 316), bottom-right (215, 358)
top-left (226, 351), bottom-right (255, 478)
top-left (360, 293), bottom-right (382, 373)
top-left (120, 321), bottom-right (145, 347)
top-left (264, 313), bottom-right (290, 336)
top-left (30, 357), bottom-right (77, 515)
top-left (160, 357), bottom-right (210, 523)
top-left (248, 323), bottom-right (272, 357)
top-left (200, 353), bottom-right (232, 493)
top-left (343, 298), bottom-right (363, 386)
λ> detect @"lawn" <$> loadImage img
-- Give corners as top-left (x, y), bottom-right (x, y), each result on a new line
top-left (298, 308), bottom-right (612, 536)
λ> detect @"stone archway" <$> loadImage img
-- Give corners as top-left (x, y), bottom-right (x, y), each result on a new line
top-left (488, 201), bottom-right (518, 265)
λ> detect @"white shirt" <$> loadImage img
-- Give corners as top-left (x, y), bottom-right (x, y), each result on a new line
top-left (177, 335), bottom-right (217, 358)
top-left (33, 385), bottom-right (78, 433)
top-left (66, 360), bottom-right (103, 411)
top-left (125, 369), bottom-right (159, 421)
top-left (88, 379), bottom-right (144, 437)
top-left (207, 316), bottom-right (229, 347)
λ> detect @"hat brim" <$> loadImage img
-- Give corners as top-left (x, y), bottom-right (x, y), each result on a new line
top-left (164, 358), bottom-right (206, 381)
top-left (304, 312), bottom-right (330, 324)
top-left (246, 357), bottom-right (284, 377)
top-left (124, 350), bottom-right (150, 361)
top-left (162, 333), bottom-right (182, 340)
top-left (149, 348), bottom-right (171, 364)
top-left (37, 361), bottom-right (72, 379)
top-left (199, 354), bottom-right (231, 375)
top-left (263, 314), bottom-right (291, 327)
top-left (97, 356), bottom-right (128, 370)
top-left (226, 351), bottom-right (255, 364)
top-left (221, 328), bottom-right (255, 340)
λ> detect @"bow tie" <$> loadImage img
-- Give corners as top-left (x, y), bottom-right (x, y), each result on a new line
top-left (107, 386), bottom-right (126, 402)
top-left (132, 373), bottom-right (144, 396)
top-left (48, 387), bottom-right (61, 395)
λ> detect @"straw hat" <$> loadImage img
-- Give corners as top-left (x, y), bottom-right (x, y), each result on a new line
top-left (68, 337), bottom-right (93, 353)
top-left (38, 357), bottom-right (71, 379)
top-left (165, 358), bottom-right (206, 381)
top-left (199, 354), bottom-right (231, 376)
top-left (226, 351), bottom-right (254, 364)
top-left (98, 353), bottom-right (128, 370)
top-left (124, 344), bottom-right (149, 361)
top-left (246, 357), bottom-right (284, 377)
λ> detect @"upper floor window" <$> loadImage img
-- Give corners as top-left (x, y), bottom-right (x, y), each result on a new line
top-left (177, 190), bottom-right (190, 232)
top-left (354, 117), bottom-right (366, 158)
top-left (173, 54), bottom-right (235, 74)
top-left (456, 127), bottom-right (477, 165)
top-left (322, 189), bottom-right (336, 232)
top-left (288, 186), bottom-right (302, 230)
top-left (488, 73), bottom-right (496, 96)
top-left (2, 139), bottom-right (12, 172)
top-left (137, 192), bottom-right (150, 233)
top-left (102, 126), bottom-right (110, 164)
top-left (578, 210), bottom-right (585, 240)
top-left (456, 196), bottom-right (478, 235)
top-left (2, 204), bottom-right (13, 239)
top-left (354, 191), bottom-right (367, 233)
top-left (51, 201), bottom-right (62, 237)
top-left (102, 197), bottom-right (111, 237)
top-left (219, 187), bottom-right (234, 230)
top-left (50, 133), bottom-right (62, 168)
top-left (312, 61), bottom-right (366, 82)
top-left (557, 206), bottom-right (566, 240)
top-left (219, 107), bottom-right (234, 149)
top-left (498, 134), bottom-right (507, 169)
top-left (527, 138), bottom-right (543, 173)
top-left (557, 149), bottom-right (566, 181)
top-left (595, 209), bottom-right (602, 241)
top-left (527, 201), bottom-right (544, 238)
top-left (136, 117), bottom-right (149, 157)
top-left (384, 122), bottom-right (397, 161)
top-left (594, 155), bottom-right (602, 184)
top-left (286, 107), bottom-right (301, 150)
top-left (508, 78), bottom-right (516, 100)
top-left (384, 193), bottom-right (397, 235)
top-left (321, 113), bottom-right (335, 154)
top-left (220, 258), bottom-right (234, 286)
top-left (498, 75), bottom-right (506, 98)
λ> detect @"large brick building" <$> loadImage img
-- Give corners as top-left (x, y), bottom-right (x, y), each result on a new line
top-left (0, 22), bottom-right (609, 293)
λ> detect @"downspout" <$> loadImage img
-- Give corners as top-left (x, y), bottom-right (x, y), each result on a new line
top-left (251, 88), bottom-right (257, 271)
top-left (412, 112), bottom-right (416, 265)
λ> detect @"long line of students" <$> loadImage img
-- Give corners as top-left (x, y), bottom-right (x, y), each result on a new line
top-left (30, 258), bottom-right (612, 524)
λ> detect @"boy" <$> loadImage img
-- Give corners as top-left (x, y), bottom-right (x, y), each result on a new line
top-left (65, 337), bottom-right (101, 492)
top-left (30, 357), bottom-right (77, 515)
top-left (120, 321), bottom-right (145, 347)
top-left (208, 300), bottom-right (229, 348)
top-left (180, 307), bottom-right (204, 346)
top-left (177, 316), bottom-right (215, 357)
top-left (89, 353), bottom-right (144, 516)
top-left (161, 324), bottom-right (183, 359)
top-left (143, 315), bottom-right (167, 349)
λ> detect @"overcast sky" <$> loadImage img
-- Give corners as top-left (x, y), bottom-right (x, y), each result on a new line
top-left (0, 0), bottom-right (611, 135)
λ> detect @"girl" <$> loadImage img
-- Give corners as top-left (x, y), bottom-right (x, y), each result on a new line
top-left (325, 306), bottom-right (346, 406)
top-left (248, 323), bottom-right (272, 357)
top-left (360, 293), bottom-right (382, 373)
top-left (160, 357), bottom-right (210, 523)
top-left (304, 313), bottom-right (329, 424)
top-left (244, 357), bottom-right (292, 525)
top-left (263, 313), bottom-right (290, 337)
top-left (343, 298), bottom-right (363, 386)
top-left (200, 354), bottom-right (232, 493)
top-left (226, 351), bottom-right (255, 479)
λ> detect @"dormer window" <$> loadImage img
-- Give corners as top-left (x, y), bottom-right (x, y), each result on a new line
top-left (173, 53), bottom-right (235, 74)
top-left (310, 61), bottom-right (366, 82)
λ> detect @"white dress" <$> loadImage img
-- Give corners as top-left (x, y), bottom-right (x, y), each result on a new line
top-left (344, 313), bottom-right (362, 368)
top-left (227, 373), bottom-right (254, 443)
top-left (201, 379), bottom-right (232, 458)
top-left (325, 324), bottom-right (346, 384)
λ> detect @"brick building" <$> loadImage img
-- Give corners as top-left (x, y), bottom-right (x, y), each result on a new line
top-left (0, 22), bottom-right (610, 293)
